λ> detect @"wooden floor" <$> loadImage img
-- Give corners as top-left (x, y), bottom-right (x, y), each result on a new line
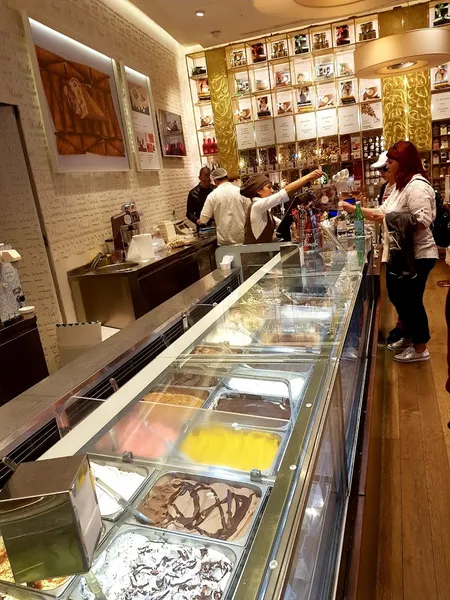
top-left (376, 259), bottom-right (450, 600)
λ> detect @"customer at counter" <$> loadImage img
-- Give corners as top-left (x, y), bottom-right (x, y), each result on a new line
top-left (198, 168), bottom-right (250, 245)
top-left (240, 170), bottom-right (323, 244)
top-left (186, 167), bottom-right (214, 225)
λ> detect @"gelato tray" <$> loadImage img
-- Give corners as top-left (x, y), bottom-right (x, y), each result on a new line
top-left (141, 385), bottom-right (211, 408)
top-left (206, 390), bottom-right (291, 424)
top-left (176, 422), bottom-right (285, 477)
top-left (157, 371), bottom-right (222, 389)
top-left (129, 469), bottom-right (269, 547)
top-left (89, 457), bottom-right (152, 522)
top-left (71, 524), bottom-right (243, 600)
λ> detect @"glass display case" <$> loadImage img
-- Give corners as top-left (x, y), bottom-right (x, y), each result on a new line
top-left (0, 244), bottom-right (375, 600)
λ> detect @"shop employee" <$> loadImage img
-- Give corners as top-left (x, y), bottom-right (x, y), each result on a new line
top-left (198, 168), bottom-right (250, 245)
top-left (240, 170), bottom-right (323, 244)
top-left (186, 167), bottom-right (214, 225)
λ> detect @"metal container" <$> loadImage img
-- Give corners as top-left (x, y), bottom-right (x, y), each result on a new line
top-left (127, 468), bottom-right (269, 547)
top-left (0, 456), bottom-right (102, 583)
top-left (69, 524), bottom-right (244, 600)
top-left (157, 369), bottom-right (224, 390)
top-left (0, 521), bottom-right (115, 600)
top-left (89, 456), bottom-right (153, 522)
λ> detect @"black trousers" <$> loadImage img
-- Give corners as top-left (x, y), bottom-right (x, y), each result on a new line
top-left (386, 258), bottom-right (436, 345)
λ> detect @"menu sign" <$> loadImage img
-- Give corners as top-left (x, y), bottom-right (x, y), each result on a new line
top-left (125, 66), bottom-right (161, 170)
top-left (338, 105), bottom-right (360, 134)
top-left (274, 116), bottom-right (296, 143)
top-left (431, 91), bottom-right (450, 120)
top-left (296, 112), bottom-right (316, 140)
top-left (255, 119), bottom-right (275, 146)
top-left (361, 101), bottom-right (383, 130)
top-left (236, 123), bottom-right (255, 149)
top-left (316, 109), bottom-right (338, 137)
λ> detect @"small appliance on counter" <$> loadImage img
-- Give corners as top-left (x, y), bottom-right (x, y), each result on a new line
top-left (111, 202), bottom-right (142, 253)
top-left (158, 218), bottom-right (196, 243)
top-left (0, 243), bottom-right (30, 326)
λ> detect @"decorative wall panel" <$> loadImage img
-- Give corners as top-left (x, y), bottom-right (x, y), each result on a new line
top-left (406, 70), bottom-right (432, 151)
top-left (206, 48), bottom-right (239, 178)
top-left (379, 3), bottom-right (428, 37)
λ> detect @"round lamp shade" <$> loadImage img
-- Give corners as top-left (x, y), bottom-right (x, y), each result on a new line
top-left (354, 28), bottom-right (450, 78)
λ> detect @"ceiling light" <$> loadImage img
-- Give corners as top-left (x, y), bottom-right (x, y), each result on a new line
top-left (355, 28), bottom-right (450, 78)
top-left (196, 10), bottom-right (205, 17)
top-left (387, 61), bottom-right (417, 70)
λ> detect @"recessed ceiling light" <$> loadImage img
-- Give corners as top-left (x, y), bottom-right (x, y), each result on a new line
top-left (387, 61), bottom-right (417, 70)
top-left (196, 10), bottom-right (205, 17)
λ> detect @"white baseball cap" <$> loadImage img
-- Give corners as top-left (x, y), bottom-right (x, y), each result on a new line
top-left (371, 151), bottom-right (387, 169)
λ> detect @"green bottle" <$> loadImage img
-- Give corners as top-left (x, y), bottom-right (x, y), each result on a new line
top-left (354, 201), bottom-right (365, 236)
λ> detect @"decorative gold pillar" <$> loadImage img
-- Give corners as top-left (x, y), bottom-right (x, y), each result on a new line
top-left (406, 70), bottom-right (432, 151)
top-left (205, 48), bottom-right (239, 178)
top-left (382, 75), bottom-right (408, 148)
top-left (379, 3), bottom-right (431, 150)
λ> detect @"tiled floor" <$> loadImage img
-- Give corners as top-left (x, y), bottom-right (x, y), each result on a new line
top-left (376, 259), bottom-right (450, 600)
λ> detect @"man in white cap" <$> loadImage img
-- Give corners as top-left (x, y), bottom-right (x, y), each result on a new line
top-left (198, 168), bottom-right (250, 245)
top-left (371, 151), bottom-right (395, 205)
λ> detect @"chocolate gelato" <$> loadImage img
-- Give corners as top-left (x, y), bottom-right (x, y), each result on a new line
top-left (138, 473), bottom-right (259, 541)
top-left (215, 394), bottom-right (290, 420)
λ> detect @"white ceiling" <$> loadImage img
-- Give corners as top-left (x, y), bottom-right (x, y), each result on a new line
top-left (130, 0), bottom-right (399, 47)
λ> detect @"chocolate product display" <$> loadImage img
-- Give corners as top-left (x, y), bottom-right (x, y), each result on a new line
top-left (138, 473), bottom-right (260, 541)
top-left (91, 462), bottom-right (145, 517)
top-left (142, 391), bottom-right (205, 408)
top-left (214, 393), bottom-right (290, 420)
top-left (78, 530), bottom-right (233, 600)
top-left (161, 372), bottom-right (221, 388)
top-left (180, 425), bottom-right (280, 471)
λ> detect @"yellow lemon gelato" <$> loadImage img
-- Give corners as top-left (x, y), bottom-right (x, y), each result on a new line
top-left (180, 425), bottom-right (280, 471)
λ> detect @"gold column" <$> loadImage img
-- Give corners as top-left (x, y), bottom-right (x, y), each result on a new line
top-left (406, 70), bottom-right (432, 151)
top-left (379, 3), bottom-right (431, 150)
top-left (382, 75), bottom-right (408, 148)
top-left (205, 48), bottom-right (239, 178)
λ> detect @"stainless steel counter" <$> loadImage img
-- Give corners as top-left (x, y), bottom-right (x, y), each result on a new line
top-left (0, 267), bottom-right (238, 461)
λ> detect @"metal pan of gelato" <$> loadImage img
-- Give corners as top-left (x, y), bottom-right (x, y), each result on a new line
top-left (141, 386), bottom-right (210, 409)
top-left (178, 423), bottom-right (283, 475)
top-left (158, 371), bottom-right (222, 389)
top-left (89, 458), bottom-right (151, 521)
top-left (207, 390), bottom-right (291, 423)
top-left (132, 470), bottom-right (267, 546)
top-left (72, 525), bottom-right (242, 600)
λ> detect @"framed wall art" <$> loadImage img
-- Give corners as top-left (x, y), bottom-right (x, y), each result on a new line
top-left (23, 15), bottom-right (129, 172)
top-left (118, 64), bottom-right (161, 171)
top-left (157, 109), bottom-right (187, 157)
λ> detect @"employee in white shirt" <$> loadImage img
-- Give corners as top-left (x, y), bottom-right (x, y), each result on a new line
top-left (198, 168), bottom-right (250, 245)
top-left (240, 170), bottom-right (323, 244)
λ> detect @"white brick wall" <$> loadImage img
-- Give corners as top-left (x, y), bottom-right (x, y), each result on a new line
top-left (0, 0), bottom-right (200, 371)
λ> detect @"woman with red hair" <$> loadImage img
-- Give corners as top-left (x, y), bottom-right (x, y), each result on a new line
top-left (342, 140), bottom-right (438, 363)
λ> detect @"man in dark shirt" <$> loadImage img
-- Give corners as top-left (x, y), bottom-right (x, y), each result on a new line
top-left (186, 167), bottom-right (214, 225)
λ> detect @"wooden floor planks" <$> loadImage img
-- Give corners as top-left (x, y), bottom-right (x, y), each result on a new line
top-left (376, 259), bottom-right (450, 600)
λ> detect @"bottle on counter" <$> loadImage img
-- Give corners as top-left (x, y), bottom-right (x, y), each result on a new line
top-left (337, 209), bottom-right (348, 237)
top-left (354, 200), bottom-right (365, 236)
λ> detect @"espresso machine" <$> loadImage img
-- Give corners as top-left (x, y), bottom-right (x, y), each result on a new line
top-left (111, 202), bottom-right (142, 254)
top-left (0, 243), bottom-right (26, 326)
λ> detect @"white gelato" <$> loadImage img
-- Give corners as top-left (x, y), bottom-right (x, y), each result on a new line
top-left (91, 463), bottom-right (145, 517)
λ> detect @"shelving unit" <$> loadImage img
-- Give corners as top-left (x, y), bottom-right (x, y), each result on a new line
top-left (185, 1), bottom-right (450, 198)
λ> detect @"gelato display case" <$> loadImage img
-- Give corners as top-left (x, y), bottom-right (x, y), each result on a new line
top-left (0, 243), bottom-right (376, 600)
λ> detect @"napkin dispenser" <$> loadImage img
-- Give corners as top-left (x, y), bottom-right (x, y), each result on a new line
top-left (0, 455), bottom-right (102, 583)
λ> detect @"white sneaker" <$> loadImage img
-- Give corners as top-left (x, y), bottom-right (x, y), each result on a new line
top-left (387, 338), bottom-right (411, 351)
top-left (393, 346), bottom-right (430, 363)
